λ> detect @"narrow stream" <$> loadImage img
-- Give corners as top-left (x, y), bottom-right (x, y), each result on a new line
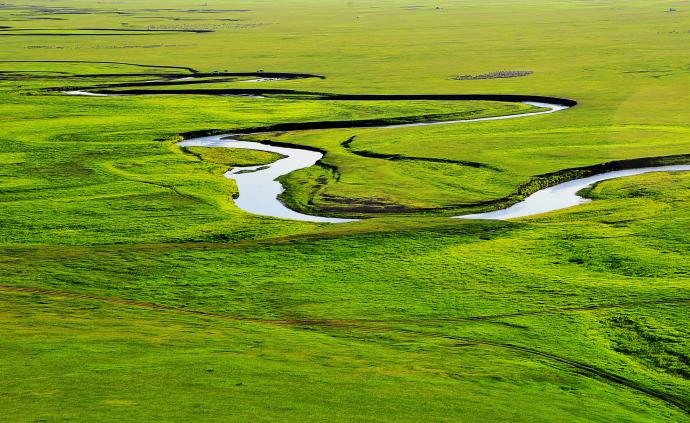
top-left (179, 101), bottom-right (572, 222)
top-left (68, 87), bottom-right (688, 223)
top-left (179, 135), bottom-right (357, 223)
top-left (454, 165), bottom-right (690, 220)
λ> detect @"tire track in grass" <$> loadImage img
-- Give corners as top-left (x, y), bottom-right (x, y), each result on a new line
top-left (389, 327), bottom-right (690, 414)
top-left (2, 284), bottom-right (689, 325)
top-left (1, 284), bottom-right (689, 412)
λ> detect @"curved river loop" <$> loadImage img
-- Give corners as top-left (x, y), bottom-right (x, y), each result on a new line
top-left (64, 78), bottom-right (690, 223)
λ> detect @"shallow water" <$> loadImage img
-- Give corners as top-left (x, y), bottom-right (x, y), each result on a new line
top-left (454, 165), bottom-right (690, 220)
top-left (179, 136), bottom-right (357, 223)
top-left (64, 90), bottom-right (118, 97)
top-left (382, 101), bottom-right (569, 128)
top-left (179, 104), bottom-right (690, 222)
top-left (67, 89), bottom-right (689, 222)
top-left (240, 77), bottom-right (284, 83)
top-left (65, 90), bottom-right (266, 99)
top-left (179, 102), bottom-right (571, 222)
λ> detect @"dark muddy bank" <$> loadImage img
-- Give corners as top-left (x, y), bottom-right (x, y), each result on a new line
top-left (465, 153), bottom-right (690, 214)
top-left (82, 86), bottom-right (577, 107)
top-left (46, 73), bottom-right (324, 90)
top-left (177, 102), bottom-right (571, 219)
top-left (341, 136), bottom-right (497, 170)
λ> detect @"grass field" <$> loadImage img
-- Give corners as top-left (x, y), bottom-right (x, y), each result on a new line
top-left (2, 0), bottom-right (690, 421)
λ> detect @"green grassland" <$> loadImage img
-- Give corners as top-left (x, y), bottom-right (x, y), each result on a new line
top-left (2, 0), bottom-right (690, 421)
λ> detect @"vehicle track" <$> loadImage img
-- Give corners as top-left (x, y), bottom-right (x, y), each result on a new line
top-left (2, 283), bottom-right (688, 412)
top-left (3, 285), bottom-right (688, 326)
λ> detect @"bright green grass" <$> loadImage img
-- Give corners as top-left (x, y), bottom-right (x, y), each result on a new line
top-left (1, 289), bottom-right (686, 422)
top-left (2, 0), bottom-right (690, 421)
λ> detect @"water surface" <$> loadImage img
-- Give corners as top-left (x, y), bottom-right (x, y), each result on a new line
top-left (455, 165), bottom-right (690, 220)
top-left (179, 102), bottom-right (569, 222)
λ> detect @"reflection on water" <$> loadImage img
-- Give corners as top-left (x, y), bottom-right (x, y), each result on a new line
top-left (455, 165), bottom-right (690, 220)
top-left (179, 136), bottom-right (356, 223)
top-left (179, 102), bottom-right (571, 222)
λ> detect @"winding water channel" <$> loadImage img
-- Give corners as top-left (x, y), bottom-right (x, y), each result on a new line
top-left (455, 165), bottom-right (690, 220)
top-left (65, 85), bottom-right (690, 222)
top-left (178, 101), bottom-right (690, 222)
top-left (179, 135), bottom-right (359, 223)
top-left (178, 101), bottom-right (570, 222)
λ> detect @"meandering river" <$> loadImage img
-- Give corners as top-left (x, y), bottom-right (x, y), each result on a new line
top-left (455, 165), bottom-right (690, 220)
top-left (180, 101), bottom-right (574, 222)
top-left (178, 102), bottom-right (690, 222)
top-left (66, 85), bottom-right (690, 222)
